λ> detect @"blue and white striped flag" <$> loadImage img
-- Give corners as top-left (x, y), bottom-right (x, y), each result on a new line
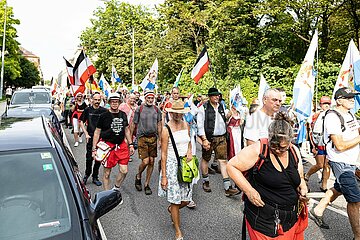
top-left (111, 65), bottom-right (122, 83)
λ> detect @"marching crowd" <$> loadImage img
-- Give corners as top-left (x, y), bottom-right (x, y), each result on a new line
top-left (55, 86), bottom-right (360, 240)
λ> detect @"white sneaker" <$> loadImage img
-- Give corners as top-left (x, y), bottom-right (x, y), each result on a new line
top-left (78, 138), bottom-right (83, 143)
top-left (74, 142), bottom-right (79, 147)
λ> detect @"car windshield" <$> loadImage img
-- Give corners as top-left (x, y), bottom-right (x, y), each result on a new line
top-left (0, 150), bottom-right (73, 239)
top-left (11, 92), bottom-right (51, 105)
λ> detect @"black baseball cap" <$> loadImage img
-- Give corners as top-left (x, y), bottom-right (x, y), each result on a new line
top-left (334, 87), bottom-right (360, 100)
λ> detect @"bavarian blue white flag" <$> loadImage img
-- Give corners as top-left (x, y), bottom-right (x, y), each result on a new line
top-left (230, 85), bottom-right (243, 112)
top-left (173, 68), bottom-right (184, 87)
top-left (293, 30), bottom-right (318, 144)
top-left (332, 39), bottom-right (360, 112)
top-left (111, 65), bottom-right (122, 83)
top-left (99, 74), bottom-right (112, 97)
top-left (140, 59), bottom-right (158, 90)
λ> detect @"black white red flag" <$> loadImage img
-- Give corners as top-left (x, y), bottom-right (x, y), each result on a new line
top-left (63, 57), bottom-right (75, 85)
top-left (73, 50), bottom-right (96, 86)
top-left (191, 46), bottom-right (210, 84)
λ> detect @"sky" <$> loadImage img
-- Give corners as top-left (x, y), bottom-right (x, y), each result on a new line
top-left (8, 0), bottom-right (164, 81)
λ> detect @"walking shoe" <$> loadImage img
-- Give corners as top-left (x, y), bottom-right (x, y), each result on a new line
top-left (135, 175), bottom-right (142, 191)
top-left (74, 142), bottom-right (79, 147)
top-left (83, 175), bottom-right (88, 185)
top-left (187, 200), bottom-right (196, 209)
top-left (211, 164), bottom-right (221, 174)
top-left (309, 208), bottom-right (329, 229)
top-left (112, 185), bottom-right (120, 191)
top-left (92, 178), bottom-right (102, 186)
top-left (208, 167), bottom-right (216, 175)
top-left (144, 185), bottom-right (152, 195)
top-left (78, 137), bottom-right (83, 143)
top-left (225, 186), bottom-right (241, 197)
top-left (202, 181), bottom-right (211, 192)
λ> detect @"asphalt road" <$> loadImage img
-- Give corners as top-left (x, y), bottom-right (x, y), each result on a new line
top-left (65, 125), bottom-right (355, 240)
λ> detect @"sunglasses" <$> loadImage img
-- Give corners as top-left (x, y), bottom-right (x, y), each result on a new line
top-left (270, 143), bottom-right (290, 152)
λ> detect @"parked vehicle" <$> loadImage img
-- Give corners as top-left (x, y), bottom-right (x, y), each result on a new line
top-left (0, 117), bottom-right (122, 239)
top-left (8, 88), bottom-right (52, 109)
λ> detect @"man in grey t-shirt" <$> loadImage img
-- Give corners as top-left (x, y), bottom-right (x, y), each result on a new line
top-left (131, 89), bottom-right (162, 195)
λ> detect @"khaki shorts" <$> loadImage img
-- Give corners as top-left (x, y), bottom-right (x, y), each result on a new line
top-left (202, 135), bottom-right (227, 161)
top-left (138, 136), bottom-right (158, 160)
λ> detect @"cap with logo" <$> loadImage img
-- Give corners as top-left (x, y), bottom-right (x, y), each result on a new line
top-left (334, 87), bottom-right (360, 100)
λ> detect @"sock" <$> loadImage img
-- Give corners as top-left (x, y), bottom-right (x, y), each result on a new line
top-left (223, 178), bottom-right (231, 190)
top-left (202, 174), bottom-right (209, 182)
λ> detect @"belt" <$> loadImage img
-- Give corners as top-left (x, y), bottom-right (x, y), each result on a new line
top-left (264, 199), bottom-right (297, 211)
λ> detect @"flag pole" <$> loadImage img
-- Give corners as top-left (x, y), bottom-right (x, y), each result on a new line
top-left (82, 48), bottom-right (92, 94)
top-left (315, 32), bottom-right (319, 111)
top-left (206, 47), bottom-right (217, 88)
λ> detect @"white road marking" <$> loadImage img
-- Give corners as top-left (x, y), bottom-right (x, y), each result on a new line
top-left (97, 219), bottom-right (107, 240)
top-left (309, 199), bottom-right (348, 217)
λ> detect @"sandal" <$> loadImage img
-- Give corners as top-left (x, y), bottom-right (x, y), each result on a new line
top-left (319, 187), bottom-right (328, 193)
top-left (309, 208), bottom-right (329, 229)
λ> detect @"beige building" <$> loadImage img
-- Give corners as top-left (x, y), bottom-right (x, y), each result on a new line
top-left (20, 46), bottom-right (43, 81)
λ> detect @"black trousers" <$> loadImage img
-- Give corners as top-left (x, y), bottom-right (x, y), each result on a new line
top-left (63, 109), bottom-right (71, 126)
top-left (85, 138), bottom-right (101, 178)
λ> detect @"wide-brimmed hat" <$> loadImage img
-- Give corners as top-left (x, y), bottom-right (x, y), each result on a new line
top-left (334, 87), bottom-right (360, 100)
top-left (207, 87), bottom-right (221, 96)
top-left (108, 92), bottom-right (120, 101)
top-left (165, 99), bottom-right (190, 114)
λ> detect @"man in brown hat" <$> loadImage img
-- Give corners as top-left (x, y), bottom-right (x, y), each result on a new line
top-left (131, 89), bottom-right (162, 195)
top-left (197, 87), bottom-right (239, 196)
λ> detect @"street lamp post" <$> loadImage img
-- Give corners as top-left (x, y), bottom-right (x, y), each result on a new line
top-left (0, 1), bottom-right (6, 99)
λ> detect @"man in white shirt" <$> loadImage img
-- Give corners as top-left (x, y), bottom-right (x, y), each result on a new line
top-left (310, 87), bottom-right (360, 239)
top-left (197, 87), bottom-right (239, 196)
top-left (243, 88), bottom-right (282, 146)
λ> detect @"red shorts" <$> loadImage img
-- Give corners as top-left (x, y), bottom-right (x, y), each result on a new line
top-left (103, 141), bottom-right (130, 168)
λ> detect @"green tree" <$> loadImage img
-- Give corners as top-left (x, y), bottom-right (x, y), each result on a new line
top-left (10, 56), bottom-right (40, 88)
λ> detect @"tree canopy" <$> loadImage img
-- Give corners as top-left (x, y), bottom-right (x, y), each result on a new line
top-left (80, 0), bottom-right (360, 104)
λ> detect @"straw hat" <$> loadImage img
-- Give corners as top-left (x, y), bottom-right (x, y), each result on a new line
top-left (165, 99), bottom-right (190, 114)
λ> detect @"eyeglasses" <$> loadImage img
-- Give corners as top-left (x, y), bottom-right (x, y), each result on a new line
top-left (270, 143), bottom-right (290, 152)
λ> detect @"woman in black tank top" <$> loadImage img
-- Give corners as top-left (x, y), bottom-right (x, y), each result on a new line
top-left (227, 112), bottom-right (308, 239)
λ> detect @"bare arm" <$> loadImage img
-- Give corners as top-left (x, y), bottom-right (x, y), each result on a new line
top-left (92, 128), bottom-right (101, 151)
top-left (246, 139), bottom-right (255, 146)
top-left (330, 134), bottom-right (360, 152)
top-left (125, 126), bottom-right (135, 156)
top-left (79, 120), bottom-right (90, 142)
top-left (160, 126), bottom-right (169, 190)
top-left (293, 146), bottom-right (308, 197)
top-left (227, 142), bottom-right (265, 207)
top-left (157, 120), bottom-right (163, 146)
top-left (186, 123), bottom-right (192, 161)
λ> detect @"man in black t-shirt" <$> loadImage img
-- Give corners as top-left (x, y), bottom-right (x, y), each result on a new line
top-left (80, 92), bottom-right (107, 186)
top-left (92, 93), bottom-right (135, 191)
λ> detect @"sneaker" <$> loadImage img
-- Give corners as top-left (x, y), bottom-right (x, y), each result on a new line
top-left (78, 137), bottom-right (83, 143)
top-left (135, 176), bottom-right (142, 191)
top-left (144, 185), bottom-right (152, 195)
top-left (211, 164), bottom-right (221, 174)
top-left (208, 167), bottom-right (216, 175)
top-left (112, 185), bottom-right (120, 191)
top-left (74, 142), bottom-right (79, 147)
top-left (202, 181), bottom-right (211, 192)
top-left (225, 186), bottom-right (241, 197)
top-left (187, 200), bottom-right (196, 209)
top-left (309, 208), bottom-right (330, 229)
top-left (83, 175), bottom-right (88, 185)
top-left (92, 178), bottom-right (102, 186)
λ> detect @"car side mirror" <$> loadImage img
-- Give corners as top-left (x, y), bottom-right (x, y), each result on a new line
top-left (88, 190), bottom-right (122, 225)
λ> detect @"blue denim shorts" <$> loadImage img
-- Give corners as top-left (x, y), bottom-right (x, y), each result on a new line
top-left (329, 161), bottom-right (360, 203)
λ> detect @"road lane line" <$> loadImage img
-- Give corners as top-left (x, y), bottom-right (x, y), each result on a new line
top-left (309, 199), bottom-right (348, 217)
top-left (97, 219), bottom-right (107, 240)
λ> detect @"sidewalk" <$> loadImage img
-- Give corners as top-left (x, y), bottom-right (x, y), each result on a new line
top-left (0, 100), bottom-right (6, 115)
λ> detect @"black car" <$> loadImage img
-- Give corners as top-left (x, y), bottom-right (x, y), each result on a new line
top-left (0, 117), bottom-right (122, 239)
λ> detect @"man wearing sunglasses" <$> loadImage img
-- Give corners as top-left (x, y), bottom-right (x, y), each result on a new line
top-left (244, 88), bottom-right (282, 146)
top-left (310, 87), bottom-right (360, 240)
